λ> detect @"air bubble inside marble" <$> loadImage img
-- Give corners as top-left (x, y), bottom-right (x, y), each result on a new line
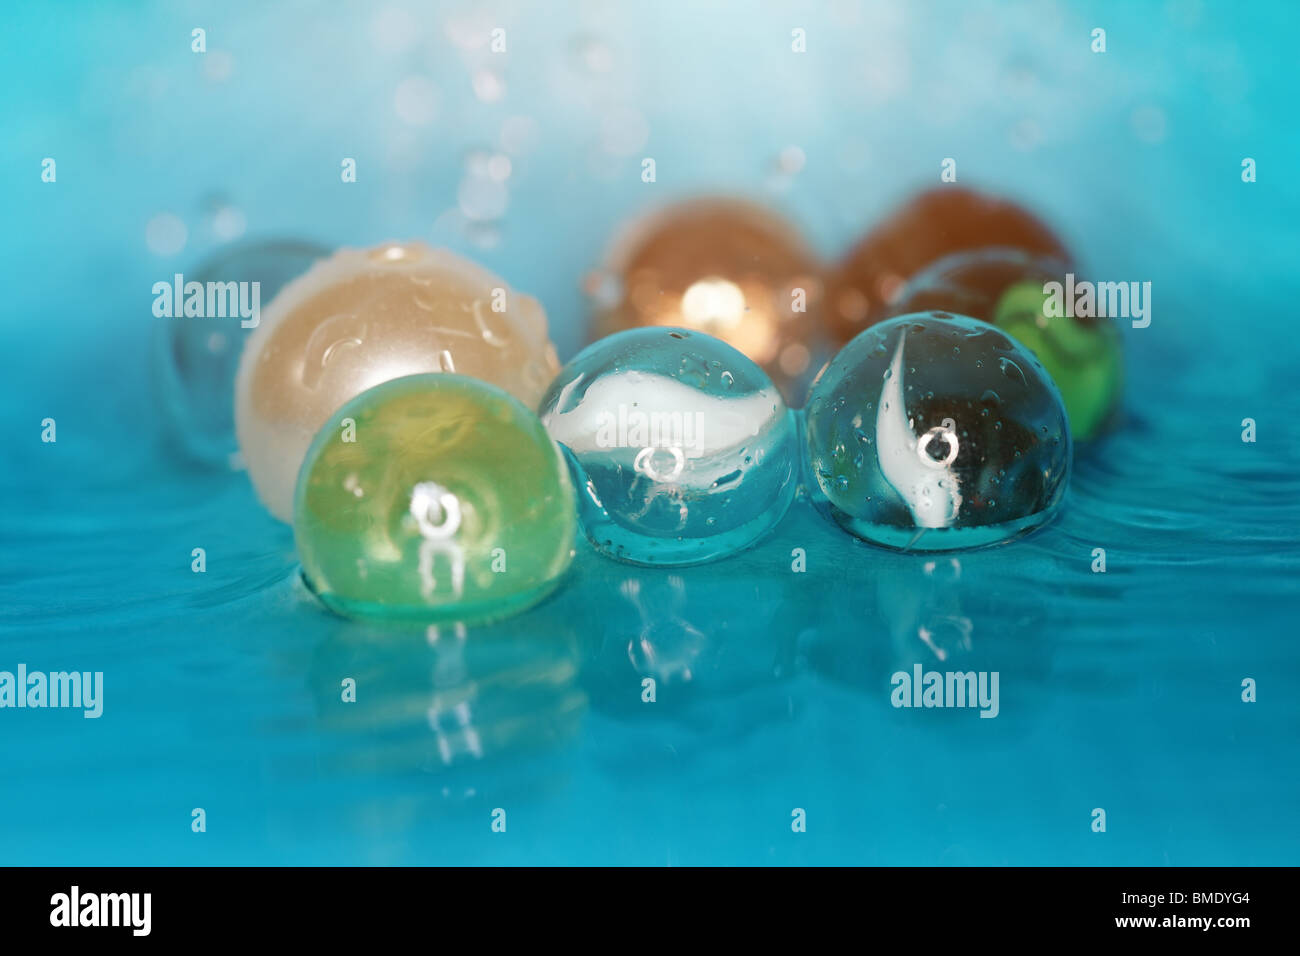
top-left (235, 240), bottom-right (562, 521)
top-left (539, 327), bottom-right (798, 566)
top-left (804, 311), bottom-right (1071, 551)
top-left (294, 374), bottom-right (576, 622)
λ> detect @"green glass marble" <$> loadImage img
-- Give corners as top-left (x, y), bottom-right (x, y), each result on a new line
top-left (294, 373), bottom-right (576, 623)
top-left (992, 280), bottom-right (1123, 441)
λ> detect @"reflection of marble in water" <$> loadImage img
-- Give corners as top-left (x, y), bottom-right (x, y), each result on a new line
top-left (579, 561), bottom-right (803, 727)
top-left (423, 624), bottom-right (481, 764)
top-left (622, 577), bottom-right (709, 684)
top-left (880, 557), bottom-right (973, 665)
top-left (802, 550), bottom-right (1054, 728)
top-left (307, 609), bottom-right (587, 783)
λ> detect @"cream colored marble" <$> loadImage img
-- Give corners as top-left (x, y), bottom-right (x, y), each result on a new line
top-left (235, 241), bottom-right (560, 521)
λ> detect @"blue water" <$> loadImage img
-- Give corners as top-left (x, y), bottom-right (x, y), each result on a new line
top-left (2, 0), bottom-right (1298, 865)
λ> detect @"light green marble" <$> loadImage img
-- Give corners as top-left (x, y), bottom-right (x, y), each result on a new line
top-left (994, 280), bottom-right (1123, 441)
top-left (294, 374), bottom-right (576, 622)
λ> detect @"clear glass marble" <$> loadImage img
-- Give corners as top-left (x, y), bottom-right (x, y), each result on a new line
top-left (294, 374), bottom-right (576, 623)
top-left (804, 311), bottom-right (1071, 551)
top-left (539, 327), bottom-right (798, 566)
top-left (890, 248), bottom-right (1123, 440)
top-left (154, 239), bottom-right (330, 466)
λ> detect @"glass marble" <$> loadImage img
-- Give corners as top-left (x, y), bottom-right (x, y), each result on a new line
top-left (154, 238), bottom-right (331, 466)
top-left (828, 186), bottom-right (1070, 343)
top-left (585, 198), bottom-right (827, 404)
top-left (890, 249), bottom-right (1123, 440)
top-left (539, 327), bottom-right (798, 566)
top-left (236, 241), bottom-right (562, 521)
top-left (805, 312), bottom-right (1071, 551)
top-left (294, 374), bottom-right (576, 623)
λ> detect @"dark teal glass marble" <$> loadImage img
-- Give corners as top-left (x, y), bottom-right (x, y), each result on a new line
top-left (804, 311), bottom-right (1071, 550)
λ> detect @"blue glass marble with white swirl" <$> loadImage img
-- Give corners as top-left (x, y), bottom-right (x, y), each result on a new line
top-left (540, 327), bottom-right (797, 566)
top-left (804, 311), bottom-right (1071, 551)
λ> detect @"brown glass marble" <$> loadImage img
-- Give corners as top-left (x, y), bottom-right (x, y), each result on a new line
top-left (827, 186), bottom-right (1071, 345)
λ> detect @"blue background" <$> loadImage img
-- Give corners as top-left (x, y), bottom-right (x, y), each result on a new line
top-left (1, 0), bottom-right (1298, 864)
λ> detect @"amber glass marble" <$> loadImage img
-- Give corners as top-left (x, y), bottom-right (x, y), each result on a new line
top-left (587, 198), bottom-right (826, 404)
